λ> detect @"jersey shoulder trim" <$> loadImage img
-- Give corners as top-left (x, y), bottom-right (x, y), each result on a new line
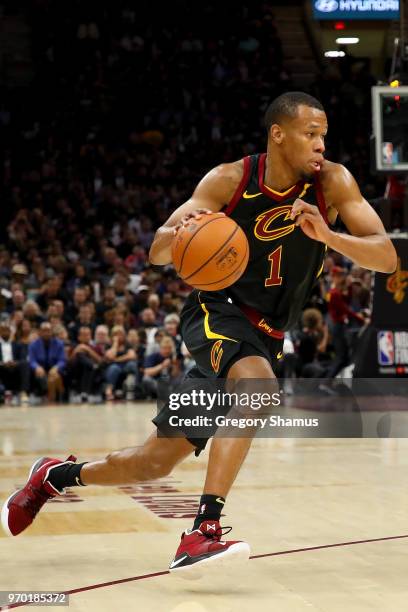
top-left (314, 172), bottom-right (329, 225)
top-left (224, 156), bottom-right (251, 216)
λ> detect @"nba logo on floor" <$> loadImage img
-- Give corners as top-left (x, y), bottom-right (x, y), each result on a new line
top-left (377, 331), bottom-right (395, 365)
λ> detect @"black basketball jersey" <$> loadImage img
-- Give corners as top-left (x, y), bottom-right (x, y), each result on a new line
top-left (220, 153), bottom-right (327, 331)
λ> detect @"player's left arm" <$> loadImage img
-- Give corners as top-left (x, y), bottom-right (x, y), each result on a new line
top-left (291, 163), bottom-right (397, 273)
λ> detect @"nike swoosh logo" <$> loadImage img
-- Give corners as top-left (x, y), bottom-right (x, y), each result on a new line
top-left (215, 497), bottom-right (225, 504)
top-left (169, 555), bottom-right (188, 569)
top-left (243, 191), bottom-right (262, 199)
top-left (276, 352), bottom-right (283, 360)
top-left (75, 477), bottom-right (82, 486)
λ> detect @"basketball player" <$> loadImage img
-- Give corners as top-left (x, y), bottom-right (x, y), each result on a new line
top-left (1, 92), bottom-right (397, 575)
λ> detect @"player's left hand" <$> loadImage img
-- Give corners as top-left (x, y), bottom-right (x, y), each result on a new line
top-left (290, 199), bottom-right (331, 243)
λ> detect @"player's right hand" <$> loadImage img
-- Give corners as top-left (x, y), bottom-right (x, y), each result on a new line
top-left (173, 209), bottom-right (222, 235)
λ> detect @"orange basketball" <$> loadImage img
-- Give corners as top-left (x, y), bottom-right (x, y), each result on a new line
top-left (171, 212), bottom-right (249, 291)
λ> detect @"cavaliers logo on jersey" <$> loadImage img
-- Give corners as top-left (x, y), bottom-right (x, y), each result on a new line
top-left (254, 205), bottom-right (295, 241)
top-left (253, 184), bottom-right (313, 242)
top-left (210, 340), bottom-right (223, 373)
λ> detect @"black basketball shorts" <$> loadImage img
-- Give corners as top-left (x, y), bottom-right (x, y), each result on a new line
top-left (152, 290), bottom-right (284, 455)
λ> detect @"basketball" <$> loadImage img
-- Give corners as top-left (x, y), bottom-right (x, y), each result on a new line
top-left (171, 212), bottom-right (249, 290)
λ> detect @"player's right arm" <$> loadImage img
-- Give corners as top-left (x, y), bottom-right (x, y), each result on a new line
top-left (149, 161), bottom-right (242, 265)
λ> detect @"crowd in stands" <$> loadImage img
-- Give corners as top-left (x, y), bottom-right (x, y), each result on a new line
top-left (0, 261), bottom-right (190, 404)
top-left (0, 1), bottom-right (385, 404)
top-left (0, 234), bottom-right (372, 405)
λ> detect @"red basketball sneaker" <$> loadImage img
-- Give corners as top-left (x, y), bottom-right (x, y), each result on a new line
top-left (1, 455), bottom-right (77, 536)
top-left (169, 520), bottom-right (250, 577)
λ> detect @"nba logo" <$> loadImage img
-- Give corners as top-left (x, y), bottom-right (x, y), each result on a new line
top-left (378, 331), bottom-right (394, 365)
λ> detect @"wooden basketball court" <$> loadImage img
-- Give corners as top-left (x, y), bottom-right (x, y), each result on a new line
top-left (1, 401), bottom-right (408, 611)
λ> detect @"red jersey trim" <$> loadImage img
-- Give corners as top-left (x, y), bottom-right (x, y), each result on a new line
top-left (224, 156), bottom-right (251, 216)
top-left (236, 302), bottom-right (284, 340)
top-left (314, 172), bottom-right (329, 225)
top-left (258, 153), bottom-right (303, 202)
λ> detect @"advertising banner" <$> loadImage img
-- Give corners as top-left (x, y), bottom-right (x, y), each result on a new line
top-left (313, 0), bottom-right (400, 20)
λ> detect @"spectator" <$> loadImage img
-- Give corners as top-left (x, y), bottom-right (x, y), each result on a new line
top-left (0, 321), bottom-right (30, 404)
top-left (125, 245), bottom-right (147, 274)
top-left (133, 286), bottom-right (152, 315)
top-left (142, 335), bottom-right (177, 398)
top-left (14, 318), bottom-right (37, 349)
top-left (26, 257), bottom-right (47, 290)
top-left (127, 328), bottom-right (146, 394)
top-left (104, 325), bottom-right (138, 400)
top-left (139, 308), bottom-right (159, 351)
top-left (28, 321), bottom-right (66, 402)
top-left (66, 263), bottom-right (90, 294)
top-left (67, 326), bottom-right (104, 402)
top-left (93, 325), bottom-right (111, 353)
top-left (111, 271), bottom-right (133, 303)
top-left (68, 303), bottom-right (96, 341)
top-left (9, 309), bottom-right (24, 339)
top-left (135, 327), bottom-right (147, 379)
top-left (95, 286), bottom-right (117, 324)
top-left (22, 300), bottom-right (44, 327)
top-left (53, 324), bottom-right (72, 361)
top-left (147, 293), bottom-right (166, 325)
top-left (65, 287), bottom-right (88, 323)
top-left (326, 267), bottom-right (365, 379)
top-left (111, 303), bottom-right (134, 330)
top-left (347, 275), bottom-right (370, 314)
top-left (7, 289), bottom-right (26, 314)
top-left (127, 329), bottom-right (140, 351)
top-left (145, 328), bottom-right (166, 357)
top-left (103, 308), bottom-right (115, 330)
top-left (100, 247), bottom-right (119, 283)
top-left (10, 263), bottom-right (29, 290)
top-left (161, 292), bottom-right (179, 315)
top-left (36, 277), bottom-right (65, 311)
top-left (46, 302), bottom-right (63, 326)
top-left (163, 313), bottom-right (182, 356)
top-left (52, 300), bottom-right (65, 322)
top-left (295, 308), bottom-right (330, 377)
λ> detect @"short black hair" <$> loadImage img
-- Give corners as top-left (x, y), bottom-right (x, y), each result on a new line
top-left (264, 92), bottom-right (325, 132)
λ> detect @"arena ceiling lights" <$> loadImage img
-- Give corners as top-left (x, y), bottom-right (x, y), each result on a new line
top-left (335, 36), bottom-right (360, 44)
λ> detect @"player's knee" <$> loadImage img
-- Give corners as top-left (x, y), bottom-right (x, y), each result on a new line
top-left (227, 355), bottom-right (275, 380)
top-left (226, 356), bottom-right (278, 409)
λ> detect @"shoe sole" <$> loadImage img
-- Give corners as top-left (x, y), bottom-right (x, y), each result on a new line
top-left (169, 541), bottom-right (250, 580)
top-left (0, 457), bottom-right (52, 537)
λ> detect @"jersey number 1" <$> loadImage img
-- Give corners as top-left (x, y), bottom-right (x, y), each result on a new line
top-left (265, 245), bottom-right (283, 287)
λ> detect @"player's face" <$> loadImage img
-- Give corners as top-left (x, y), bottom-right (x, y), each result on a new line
top-left (279, 105), bottom-right (327, 180)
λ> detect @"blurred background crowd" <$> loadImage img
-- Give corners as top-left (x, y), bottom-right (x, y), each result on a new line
top-left (0, 0), bottom-right (390, 404)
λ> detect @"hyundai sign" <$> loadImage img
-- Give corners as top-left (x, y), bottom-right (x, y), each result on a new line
top-left (313, 0), bottom-right (400, 20)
